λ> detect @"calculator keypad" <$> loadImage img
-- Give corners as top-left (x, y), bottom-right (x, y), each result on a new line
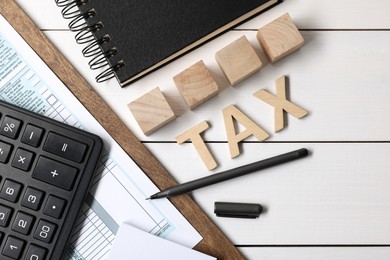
top-left (33, 220), bottom-right (57, 244)
top-left (43, 132), bottom-right (87, 163)
top-left (0, 141), bottom-right (12, 163)
top-left (0, 100), bottom-right (102, 259)
top-left (32, 157), bottom-right (78, 191)
top-left (11, 148), bottom-right (34, 172)
top-left (21, 188), bottom-right (44, 211)
top-left (11, 212), bottom-right (34, 235)
top-left (0, 204), bottom-right (12, 227)
top-left (0, 180), bottom-right (22, 203)
top-left (21, 125), bottom-right (44, 148)
top-left (25, 244), bottom-right (47, 260)
top-left (2, 236), bottom-right (25, 259)
top-left (0, 116), bottom-right (22, 140)
top-left (42, 196), bottom-right (66, 219)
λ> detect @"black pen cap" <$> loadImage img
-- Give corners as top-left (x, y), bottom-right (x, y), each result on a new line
top-left (214, 202), bottom-right (263, 218)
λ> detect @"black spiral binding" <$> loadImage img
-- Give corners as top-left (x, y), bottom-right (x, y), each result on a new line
top-left (55, 0), bottom-right (124, 83)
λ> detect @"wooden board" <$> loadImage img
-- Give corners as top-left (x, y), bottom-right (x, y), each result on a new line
top-left (15, 0), bottom-right (390, 30)
top-left (241, 247), bottom-right (390, 260)
top-left (0, 1), bottom-right (243, 259)
top-left (12, 1), bottom-right (390, 259)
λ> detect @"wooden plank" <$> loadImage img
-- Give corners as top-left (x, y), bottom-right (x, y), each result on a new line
top-left (0, 1), bottom-right (243, 259)
top-left (240, 247), bottom-right (390, 260)
top-left (15, 0), bottom-right (390, 30)
top-left (15, 0), bottom-right (69, 29)
top-left (144, 142), bottom-right (390, 245)
top-left (237, 0), bottom-right (390, 30)
top-left (44, 30), bottom-right (390, 142)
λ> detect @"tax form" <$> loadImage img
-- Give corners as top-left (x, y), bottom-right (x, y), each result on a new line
top-left (0, 14), bottom-right (202, 259)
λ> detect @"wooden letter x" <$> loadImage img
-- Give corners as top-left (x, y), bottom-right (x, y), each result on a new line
top-left (253, 75), bottom-right (308, 132)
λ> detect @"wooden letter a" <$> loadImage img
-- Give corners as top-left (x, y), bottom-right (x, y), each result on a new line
top-left (223, 105), bottom-right (269, 158)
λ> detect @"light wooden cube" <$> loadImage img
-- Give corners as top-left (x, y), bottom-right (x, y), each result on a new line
top-left (128, 87), bottom-right (175, 136)
top-left (257, 13), bottom-right (304, 63)
top-left (173, 60), bottom-right (219, 110)
top-left (215, 36), bottom-right (263, 86)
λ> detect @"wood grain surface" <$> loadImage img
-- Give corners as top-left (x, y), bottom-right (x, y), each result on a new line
top-left (173, 60), bottom-right (220, 110)
top-left (215, 36), bottom-right (263, 86)
top-left (128, 87), bottom-right (176, 136)
top-left (176, 120), bottom-right (217, 171)
top-left (257, 13), bottom-right (304, 63)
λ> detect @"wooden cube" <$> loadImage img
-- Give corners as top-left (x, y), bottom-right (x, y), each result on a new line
top-left (215, 36), bottom-right (263, 86)
top-left (128, 87), bottom-right (175, 136)
top-left (257, 13), bottom-right (304, 63)
top-left (173, 60), bottom-right (219, 110)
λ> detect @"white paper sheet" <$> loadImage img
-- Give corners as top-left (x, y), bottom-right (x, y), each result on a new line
top-left (0, 14), bottom-right (202, 259)
top-left (108, 223), bottom-right (216, 260)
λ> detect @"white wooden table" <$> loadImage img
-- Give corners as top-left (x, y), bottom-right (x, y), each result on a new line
top-left (15, 0), bottom-right (390, 259)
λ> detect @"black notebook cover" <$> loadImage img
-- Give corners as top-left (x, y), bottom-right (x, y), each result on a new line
top-left (77, 0), bottom-right (282, 87)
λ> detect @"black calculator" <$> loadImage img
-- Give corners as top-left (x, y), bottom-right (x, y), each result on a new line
top-left (0, 100), bottom-right (103, 260)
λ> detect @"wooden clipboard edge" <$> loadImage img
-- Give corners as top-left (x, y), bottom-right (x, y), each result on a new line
top-left (1, 0), bottom-right (244, 259)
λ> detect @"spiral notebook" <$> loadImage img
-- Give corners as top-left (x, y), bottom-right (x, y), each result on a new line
top-left (57, 0), bottom-right (282, 87)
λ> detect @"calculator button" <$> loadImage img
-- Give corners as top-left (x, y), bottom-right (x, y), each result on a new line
top-left (24, 244), bottom-right (47, 260)
top-left (34, 219), bottom-right (57, 243)
top-left (21, 124), bottom-right (44, 147)
top-left (21, 187), bottom-right (44, 211)
top-left (2, 236), bottom-right (25, 259)
top-left (0, 204), bottom-right (13, 227)
top-left (43, 195), bottom-right (66, 219)
top-left (0, 116), bottom-right (22, 139)
top-left (43, 132), bottom-right (87, 163)
top-left (0, 180), bottom-right (22, 202)
top-left (11, 148), bottom-right (34, 171)
top-left (0, 141), bottom-right (12, 163)
top-left (12, 211), bottom-right (35, 235)
top-left (32, 157), bottom-right (78, 190)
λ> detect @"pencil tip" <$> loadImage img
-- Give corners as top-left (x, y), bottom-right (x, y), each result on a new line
top-left (147, 194), bottom-right (158, 200)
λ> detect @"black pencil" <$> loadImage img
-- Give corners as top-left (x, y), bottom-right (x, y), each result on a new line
top-left (146, 148), bottom-right (309, 200)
